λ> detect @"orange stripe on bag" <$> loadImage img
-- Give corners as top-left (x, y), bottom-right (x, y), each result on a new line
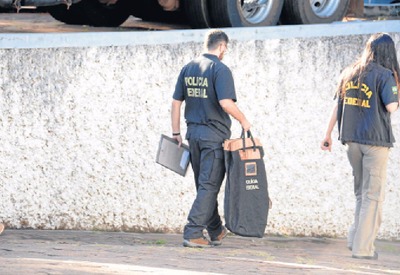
top-left (223, 137), bottom-right (263, 160)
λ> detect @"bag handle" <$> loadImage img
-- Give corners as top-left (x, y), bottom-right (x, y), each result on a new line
top-left (240, 129), bottom-right (256, 151)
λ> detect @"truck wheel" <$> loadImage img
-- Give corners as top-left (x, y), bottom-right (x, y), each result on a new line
top-left (209, 0), bottom-right (283, 27)
top-left (47, 3), bottom-right (88, 25)
top-left (280, 0), bottom-right (350, 24)
top-left (182, 0), bottom-right (212, 28)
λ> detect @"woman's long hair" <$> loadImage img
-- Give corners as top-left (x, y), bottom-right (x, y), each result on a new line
top-left (339, 33), bottom-right (400, 99)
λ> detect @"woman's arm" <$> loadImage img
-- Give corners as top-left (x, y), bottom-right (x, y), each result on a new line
top-left (321, 102), bottom-right (338, 152)
top-left (385, 102), bottom-right (399, 113)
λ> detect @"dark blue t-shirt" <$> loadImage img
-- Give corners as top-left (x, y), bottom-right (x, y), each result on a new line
top-left (337, 63), bottom-right (398, 147)
top-left (173, 54), bottom-right (237, 139)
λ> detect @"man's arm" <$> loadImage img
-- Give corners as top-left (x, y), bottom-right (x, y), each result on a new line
top-left (171, 99), bottom-right (183, 145)
top-left (219, 99), bottom-right (251, 131)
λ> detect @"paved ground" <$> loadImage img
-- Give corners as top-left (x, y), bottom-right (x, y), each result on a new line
top-left (0, 229), bottom-right (399, 274)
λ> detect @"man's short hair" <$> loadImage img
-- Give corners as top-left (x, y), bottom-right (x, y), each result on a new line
top-left (204, 29), bottom-right (229, 51)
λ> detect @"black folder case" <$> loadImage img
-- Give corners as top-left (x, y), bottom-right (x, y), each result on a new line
top-left (156, 134), bottom-right (190, 176)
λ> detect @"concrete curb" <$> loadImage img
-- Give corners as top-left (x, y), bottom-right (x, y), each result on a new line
top-left (0, 20), bottom-right (400, 49)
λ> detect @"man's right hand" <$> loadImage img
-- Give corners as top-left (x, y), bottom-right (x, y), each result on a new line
top-left (241, 119), bottom-right (251, 132)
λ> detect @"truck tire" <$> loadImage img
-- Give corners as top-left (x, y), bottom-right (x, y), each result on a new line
top-left (183, 0), bottom-right (212, 28)
top-left (47, 0), bottom-right (130, 27)
top-left (280, 0), bottom-right (350, 24)
top-left (209, 0), bottom-right (283, 27)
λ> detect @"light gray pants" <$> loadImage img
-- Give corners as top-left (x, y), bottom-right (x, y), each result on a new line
top-left (346, 142), bottom-right (389, 257)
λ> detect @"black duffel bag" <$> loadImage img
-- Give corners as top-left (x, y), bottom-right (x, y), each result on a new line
top-left (223, 130), bottom-right (270, 238)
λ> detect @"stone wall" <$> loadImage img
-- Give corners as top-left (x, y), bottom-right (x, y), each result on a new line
top-left (0, 21), bottom-right (399, 239)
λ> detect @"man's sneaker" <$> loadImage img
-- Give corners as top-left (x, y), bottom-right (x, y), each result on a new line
top-left (0, 223), bottom-right (4, 235)
top-left (211, 226), bottom-right (228, 246)
top-left (183, 237), bottom-right (211, 248)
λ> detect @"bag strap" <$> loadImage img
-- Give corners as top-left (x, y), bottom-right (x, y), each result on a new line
top-left (240, 129), bottom-right (256, 151)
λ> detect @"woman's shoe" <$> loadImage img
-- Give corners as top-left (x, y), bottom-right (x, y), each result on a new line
top-left (352, 251), bottom-right (378, 260)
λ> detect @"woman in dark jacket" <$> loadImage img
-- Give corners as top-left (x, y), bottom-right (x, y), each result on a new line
top-left (321, 33), bottom-right (400, 260)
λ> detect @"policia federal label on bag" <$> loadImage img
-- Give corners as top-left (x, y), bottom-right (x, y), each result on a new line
top-left (223, 130), bottom-right (270, 238)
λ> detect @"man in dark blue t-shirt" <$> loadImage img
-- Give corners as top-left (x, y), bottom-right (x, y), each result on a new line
top-left (171, 29), bottom-right (251, 248)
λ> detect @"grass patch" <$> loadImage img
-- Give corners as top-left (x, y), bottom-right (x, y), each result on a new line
top-left (147, 239), bottom-right (167, 245)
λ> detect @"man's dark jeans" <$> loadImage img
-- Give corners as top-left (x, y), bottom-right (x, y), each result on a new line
top-left (183, 127), bottom-right (226, 240)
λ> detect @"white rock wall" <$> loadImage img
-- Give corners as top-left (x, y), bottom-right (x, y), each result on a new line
top-left (0, 24), bottom-right (399, 239)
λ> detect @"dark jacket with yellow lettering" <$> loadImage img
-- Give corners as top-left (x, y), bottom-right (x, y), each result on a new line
top-left (337, 63), bottom-right (398, 147)
top-left (173, 54), bottom-right (237, 139)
